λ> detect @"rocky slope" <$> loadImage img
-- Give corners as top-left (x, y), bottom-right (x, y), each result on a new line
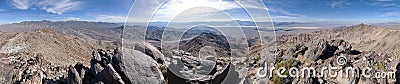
top-left (0, 29), bottom-right (111, 66)
top-left (0, 53), bottom-right (70, 83)
top-left (0, 42), bottom-right (168, 84)
top-left (180, 32), bottom-right (231, 57)
top-left (244, 24), bottom-right (400, 84)
top-left (276, 24), bottom-right (400, 55)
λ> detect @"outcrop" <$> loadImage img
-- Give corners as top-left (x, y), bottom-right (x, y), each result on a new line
top-left (243, 24), bottom-right (400, 84)
top-left (0, 42), bottom-right (167, 84)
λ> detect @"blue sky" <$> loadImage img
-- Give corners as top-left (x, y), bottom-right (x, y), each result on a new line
top-left (0, 0), bottom-right (399, 24)
top-left (264, 0), bottom-right (400, 23)
top-left (0, 0), bottom-right (133, 24)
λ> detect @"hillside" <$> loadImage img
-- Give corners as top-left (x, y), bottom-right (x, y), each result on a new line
top-left (0, 29), bottom-right (102, 66)
top-left (179, 32), bottom-right (231, 57)
top-left (275, 24), bottom-right (400, 55)
top-left (243, 24), bottom-right (400, 83)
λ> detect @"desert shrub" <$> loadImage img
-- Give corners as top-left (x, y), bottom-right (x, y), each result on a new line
top-left (271, 58), bottom-right (296, 84)
top-left (159, 66), bottom-right (168, 81)
top-left (377, 61), bottom-right (385, 71)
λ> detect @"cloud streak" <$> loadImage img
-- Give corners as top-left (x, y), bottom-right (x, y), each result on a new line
top-left (381, 12), bottom-right (400, 17)
top-left (330, 0), bottom-right (351, 10)
top-left (377, 0), bottom-right (392, 1)
top-left (10, 0), bottom-right (84, 14)
top-left (38, 0), bottom-right (84, 14)
top-left (94, 15), bottom-right (126, 22)
top-left (64, 17), bottom-right (80, 21)
top-left (0, 9), bottom-right (7, 12)
top-left (331, 1), bottom-right (343, 9)
top-left (10, 0), bottom-right (34, 10)
top-left (268, 7), bottom-right (305, 18)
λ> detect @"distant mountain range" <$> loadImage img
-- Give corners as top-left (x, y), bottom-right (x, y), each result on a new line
top-left (0, 20), bottom-right (123, 42)
top-left (127, 20), bottom-right (360, 29)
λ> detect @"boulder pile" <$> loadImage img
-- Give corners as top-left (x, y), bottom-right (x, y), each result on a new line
top-left (248, 39), bottom-right (399, 84)
top-left (0, 43), bottom-right (167, 84)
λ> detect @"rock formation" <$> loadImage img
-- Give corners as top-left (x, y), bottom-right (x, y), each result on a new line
top-left (245, 38), bottom-right (397, 83)
top-left (0, 42), bottom-right (167, 84)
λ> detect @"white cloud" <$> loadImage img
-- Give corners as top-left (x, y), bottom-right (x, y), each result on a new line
top-left (330, 0), bottom-right (351, 10)
top-left (331, 1), bottom-right (343, 9)
top-left (10, 0), bottom-right (35, 10)
top-left (94, 15), bottom-right (126, 22)
top-left (263, 6), bottom-right (313, 22)
top-left (10, 0), bottom-right (84, 14)
top-left (269, 15), bottom-right (320, 22)
top-left (383, 4), bottom-right (396, 7)
top-left (331, 1), bottom-right (350, 9)
top-left (361, 0), bottom-right (395, 7)
top-left (381, 12), bottom-right (400, 16)
top-left (0, 9), bottom-right (7, 12)
top-left (267, 7), bottom-right (305, 17)
top-left (64, 17), bottom-right (80, 21)
top-left (377, 0), bottom-right (392, 1)
top-left (38, 0), bottom-right (84, 14)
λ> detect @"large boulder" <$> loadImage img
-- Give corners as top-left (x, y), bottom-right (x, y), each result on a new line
top-left (134, 42), bottom-right (165, 64)
top-left (303, 39), bottom-right (331, 61)
top-left (95, 64), bottom-right (125, 84)
top-left (63, 46), bottom-right (166, 84)
top-left (67, 66), bottom-right (82, 84)
top-left (329, 39), bottom-right (352, 53)
top-left (303, 39), bottom-right (352, 61)
top-left (121, 48), bottom-right (165, 84)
